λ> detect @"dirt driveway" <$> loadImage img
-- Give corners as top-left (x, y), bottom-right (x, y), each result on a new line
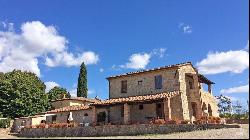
top-left (0, 124), bottom-right (248, 139)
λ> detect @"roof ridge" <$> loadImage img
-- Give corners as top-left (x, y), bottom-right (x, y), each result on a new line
top-left (107, 62), bottom-right (193, 79)
top-left (92, 91), bottom-right (180, 105)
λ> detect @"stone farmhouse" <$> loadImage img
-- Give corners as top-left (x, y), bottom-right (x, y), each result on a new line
top-left (12, 62), bottom-right (219, 131)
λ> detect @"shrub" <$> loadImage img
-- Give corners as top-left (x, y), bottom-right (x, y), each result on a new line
top-left (166, 119), bottom-right (177, 124)
top-left (24, 125), bottom-right (32, 129)
top-left (153, 119), bottom-right (165, 124)
top-left (37, 123), bottom-right (46, 128)
top-left (68, 122), bottom-right (78, 127)
top-left (180, 120), bottom-right (189, 124)
top-left (0, 118), bottom-right (11, 128)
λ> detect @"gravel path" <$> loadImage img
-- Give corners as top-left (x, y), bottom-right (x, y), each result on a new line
top-left (0, 124), bottom-right (248, 139)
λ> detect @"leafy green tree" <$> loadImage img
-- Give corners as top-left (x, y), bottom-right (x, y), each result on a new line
top-left (47, 86), bottom-right (71, 101)
top-left (77, 62), bottom-right (88, 97)
top-left (216, 95), bottom-right (232, 117)
top-left (232, 100), bottom-right (243, 119)
top-left (0, 70), bottom-right (49, 119)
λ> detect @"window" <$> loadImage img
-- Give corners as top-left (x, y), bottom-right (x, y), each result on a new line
top-left (139, 104), bottom-right (144, 110)
top-left (138, 80), bottom-right (142, 85)
top-left (155, 75), bottom-right (163, 89)
top-left (121, 80), bottom-right (127, 93)
top-left (84, 113), bottom-right (88, 116)
top-left (157, 103), bottom-right (162, 108)
top-left (121, 106), bottom-right (124, 117)
top-left (189, 81), bottom-right (193, 89)
top-left (97, 112), bottom-right (106, 122)
top-left (52, 115), bottom-right (57, 123)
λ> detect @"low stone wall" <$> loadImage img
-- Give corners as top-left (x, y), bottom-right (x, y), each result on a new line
top-left (226, 119), bottom-right (249, 124)
top-left (19, 124), bottom-right (240, 137)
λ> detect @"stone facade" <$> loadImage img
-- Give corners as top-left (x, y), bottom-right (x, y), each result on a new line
top-left (51, 100), bottom-right (88, 109)
top-left (46, 109), bottom-right (93, 124)
top-left (106, 62), bottom-right (219, 122)
top-left (108, 68), bottom-right (179, 98)
top-left (14, 62), bottom-right (219, 130)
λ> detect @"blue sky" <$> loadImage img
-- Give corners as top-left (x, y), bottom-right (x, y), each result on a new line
top-left (0, 0), bottom-right (249, 108)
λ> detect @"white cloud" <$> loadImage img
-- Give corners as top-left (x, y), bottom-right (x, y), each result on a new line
top-left (151, 48), bottom-right (166, 58)
top-left (88, 89), bottom-right (95, 95)
top-left (179, 23), bottom-right (192, 34)
top-left (69, 88), bottom-right (95, 97)
top-left (220, 84), bottom-right (249, 94)
top-left (117, 48), bottom-right (166, 70)
top-left (224, 96), bottom-right (238, 101)
top-left (69, 89), bottom-right (77, 97)
top-left (99, 68), bottom-right (104, 72)
top-left (0, 21), bottom-right (99, 77)
top-left (245, 40), bottom-right (249, 51)
top-left (196, 50), bottom-right (249, 74)
top-left (45, 81), bottom-right (60, 93)
top-left (121, 53), bottom-right (151, 69)
top-left (45, 51), bottom-right (99, 67)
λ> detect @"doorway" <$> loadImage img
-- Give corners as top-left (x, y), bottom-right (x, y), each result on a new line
top-left (191, 102), bottom-right (197, 118)
top-left (156, 103), bottom-right (164, 119)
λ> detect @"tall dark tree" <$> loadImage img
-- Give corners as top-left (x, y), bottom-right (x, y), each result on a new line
top-left (77, 62), bottom-right (88, 97)
top-left (0, 70), bottom-right (49, 119)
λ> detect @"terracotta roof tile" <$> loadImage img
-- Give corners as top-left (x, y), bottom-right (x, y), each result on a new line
top-left (51, 97), bottom-right (101, 103)
top-left (46, 105), bottom-right (90, 113)
top-left (92, 91), bottom-right (180, 106)
top-left (107, 62), bottom-right (192, 79)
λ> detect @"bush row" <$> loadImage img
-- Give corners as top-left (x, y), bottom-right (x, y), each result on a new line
top-left (0, 118), bottom-right (11, 128)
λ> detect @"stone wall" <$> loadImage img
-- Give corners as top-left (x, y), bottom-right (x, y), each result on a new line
top-left (200, 92), bottom-right (219, 117)
top-left (226, 119), bottom-right (249, 124)
top-left (178, 65), bottom-right (198, 120)
top-left (19, 124), bottom-right (241, 137)
top-left (109, 105), bottom-right (123, 123)
top-left (51, 100), bottom-right (85, 109)
top-left (130, 103), bottom-right (157, 123)
top-left (46, 110), bottom-right (93, 124)
top-left (109, 68), bottom-right (180, 98)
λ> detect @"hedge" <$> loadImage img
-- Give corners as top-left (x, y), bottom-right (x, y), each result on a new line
top-left (0, 118), bottom-right (11, 128)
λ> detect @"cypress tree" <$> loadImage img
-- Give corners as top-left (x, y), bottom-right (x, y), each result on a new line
top-left (77, 62), bottom-right (88, 97)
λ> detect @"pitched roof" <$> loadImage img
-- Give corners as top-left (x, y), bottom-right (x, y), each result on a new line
top-left (198, 74), bottom-right (215, 84)
top-left (51, 97), bottom-right (100, 103)
top-left (107, 62), bottom-right (193, 80)
top-left (92, 91), bottom-right (180, 106)
top-left (46, 104), bottom-right (90, 114)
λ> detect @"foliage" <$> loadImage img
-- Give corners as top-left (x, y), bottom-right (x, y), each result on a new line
top-left (0, 118), bottom-right (11, 128)
top-left (216, 95), bottom-right (232, 115)
top-left (47, 86), bottom-right (71, 101)
top-left (193, 116), bottom-right (221, 124)
top-left (77, 62), bottom-right (88, 97)
top-left (180, 120), bottom-right (190, 124)
top-left (0, 70), bottom-right (49, 119)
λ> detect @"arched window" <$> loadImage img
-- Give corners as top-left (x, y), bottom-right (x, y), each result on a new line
top-left (84, 113), bottom-right (88, 116)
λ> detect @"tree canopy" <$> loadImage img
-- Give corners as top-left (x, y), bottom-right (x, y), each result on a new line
top-left (47, 86), bottom-right (71, 101)
top-left (0, 70), bottom-right (49, 119)
top-left (77, 62), bottom-right (88, 97)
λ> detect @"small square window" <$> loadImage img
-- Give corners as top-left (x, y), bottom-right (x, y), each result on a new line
top-left (121, 80), bottom-right (127, 93)
top-left (139, 104), bottom-right (144, 110)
